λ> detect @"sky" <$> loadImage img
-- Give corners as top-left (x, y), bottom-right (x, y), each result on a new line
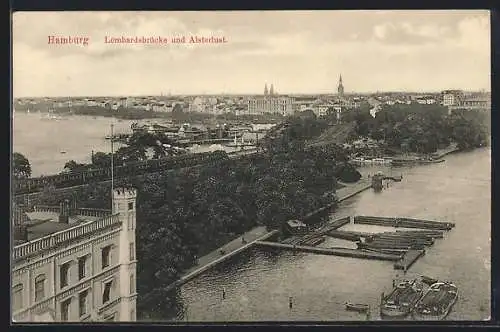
top-left (12, 10), bottom-right (491, 97)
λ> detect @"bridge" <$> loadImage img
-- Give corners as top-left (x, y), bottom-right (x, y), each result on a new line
top-left (13, 148), bottom-right (260, 197)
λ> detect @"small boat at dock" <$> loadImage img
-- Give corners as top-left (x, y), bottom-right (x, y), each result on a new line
top-left (345, 302), bottom-right (370, 313)
top-left (412, 281), bottom-right (458, 320)
top-left (380, 279), bottom-right (423, 319)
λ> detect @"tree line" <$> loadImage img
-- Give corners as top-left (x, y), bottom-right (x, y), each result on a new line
top-left (341, 103), bottom-right (489, 153)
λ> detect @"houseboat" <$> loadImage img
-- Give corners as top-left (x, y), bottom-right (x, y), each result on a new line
top-left (284, 220), bottom-right (308, 236)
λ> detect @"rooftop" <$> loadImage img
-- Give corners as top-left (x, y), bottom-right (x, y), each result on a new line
top-left (24, 211), bottom-right (101, 241)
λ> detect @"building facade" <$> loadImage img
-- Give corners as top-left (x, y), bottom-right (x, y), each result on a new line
top-left (11, 188), bottom-right (137, 322)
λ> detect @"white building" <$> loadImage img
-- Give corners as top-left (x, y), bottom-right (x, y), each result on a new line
top-left (11, 188), bottom-right (138, 322)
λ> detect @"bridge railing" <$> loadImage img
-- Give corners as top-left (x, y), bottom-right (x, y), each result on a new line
top-left (13, 213), bottom-right (121, 260)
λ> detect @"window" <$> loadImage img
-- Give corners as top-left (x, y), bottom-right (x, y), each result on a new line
top-left (61, 298), bottom-right (71, 321)
top-left (102, 280), bottom-right (113, 304)
top-left (127, 214), bottom-right (133, 230)
top-left (12, 284), bottom-right (23, 311)
top-left (60, 262), bottom-right (71, 288)
top-left (78, 256), bottom-right (88, 280)
top-left (128, 202), bottom-right (134, 211)
top-left (78, 290), bottom-right (88, 317)
top-left (130, 309), bottom-right (135, 321)
top-left (34, 274), bottom-right (46, 302)
top-left (129, 274), bottom-right (135, 294)
top-left (129, 242), bottom-right (135, 261)
top-left (101, 246), bottom-right (111, 269)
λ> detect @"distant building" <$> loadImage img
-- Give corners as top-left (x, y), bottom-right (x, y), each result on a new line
top-left (11, 188), bottom-right (138, 322)
top-left (441, 90), bottom-right (464, 106)
top-left (337, 74), bottom-right (344, 98)
top-left (247, 84), bottom-right (293, 116)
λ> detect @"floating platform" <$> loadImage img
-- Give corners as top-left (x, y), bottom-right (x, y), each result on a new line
top-left (255, 241), bottom-right (400, 261)
top-left (353, 216), bottom-right (454, 231)
top-left (394, 249), bottom-right (425, 270)
top-left (326, 230), bottom-right (362, 242)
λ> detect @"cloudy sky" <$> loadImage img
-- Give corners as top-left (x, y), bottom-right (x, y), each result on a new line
top-left (13, 10), bottom-right (490, 97)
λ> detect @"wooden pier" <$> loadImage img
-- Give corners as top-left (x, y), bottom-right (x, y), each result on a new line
top-left (353, 216), bottom-right (454, 231)
top-left (394, 249), bottom-right (426, 270)
top-left (255, 241), bottom-right (401, 261)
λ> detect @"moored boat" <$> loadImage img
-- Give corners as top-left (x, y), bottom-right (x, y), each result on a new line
top-left (412, 282), bottom-right (458, 320)
top-left (380, 279), bottom-right (423, 319)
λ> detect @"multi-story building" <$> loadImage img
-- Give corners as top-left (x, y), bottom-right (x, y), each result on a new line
top-left (11, 188), bottom-right (138, 322)
top-left (441, 90), bottom-right (464, 106)
top-left (246, 96), bottom-right (294, 116)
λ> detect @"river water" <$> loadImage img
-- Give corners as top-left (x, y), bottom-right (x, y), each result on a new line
top-left (169, 148), bottom-right (491, 322)
top-left (12, 112), bottom-right (244, 177)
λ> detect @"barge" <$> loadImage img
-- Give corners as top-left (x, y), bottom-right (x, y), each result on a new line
top-left (412, 282), bottom-right (458, 320)
top-left (380, 279), bottom-right (424, 319)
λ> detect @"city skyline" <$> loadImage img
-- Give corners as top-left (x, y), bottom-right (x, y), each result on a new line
top-left (13, 10), bottom-right (490, 98)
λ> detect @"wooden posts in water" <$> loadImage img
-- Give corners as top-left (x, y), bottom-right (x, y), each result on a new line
top-left (222, 287), bottom-right (226, 300)
top-left (289, 296), bottom-right (293, 309)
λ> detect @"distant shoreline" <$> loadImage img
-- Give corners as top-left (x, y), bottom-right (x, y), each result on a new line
top-left (14, 107), bottom-right (285, 124)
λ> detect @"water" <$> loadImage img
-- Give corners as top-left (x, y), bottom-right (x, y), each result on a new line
top-left (12, 112), bottom-right (245, 177)
top-left (170, 148), bottom-right (491, 322)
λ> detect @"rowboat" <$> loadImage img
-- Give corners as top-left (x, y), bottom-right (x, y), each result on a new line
top-left (345, 302), bottom-right (370, 313)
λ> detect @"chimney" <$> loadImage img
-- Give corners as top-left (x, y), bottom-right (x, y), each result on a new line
top-left (59, 199), bottom-right (70, 223)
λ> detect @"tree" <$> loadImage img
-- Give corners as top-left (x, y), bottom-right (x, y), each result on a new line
top-left (13, 152), bottom-right (31, 179)
top-left (63, 160), bottom-right (89, 173)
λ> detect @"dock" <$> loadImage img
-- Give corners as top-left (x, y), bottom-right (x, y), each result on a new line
top-left (353, 216), bottom-right (454, 231)
top-left (394, 249), bottom-right (426, 270)
top-left (255, 241), bottom-right (401, 261)
top-left (326, 230), bottom-right (363, 242)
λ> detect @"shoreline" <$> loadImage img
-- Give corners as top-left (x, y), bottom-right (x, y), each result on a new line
top-left (157, 176), bottom-right (377, 298)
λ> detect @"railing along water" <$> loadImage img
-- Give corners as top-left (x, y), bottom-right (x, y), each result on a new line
top-left (13, 213), bottom-right (121, 260)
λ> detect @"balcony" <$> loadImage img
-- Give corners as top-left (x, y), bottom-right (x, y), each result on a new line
top-left (13, 214), bottom-right (121, 261)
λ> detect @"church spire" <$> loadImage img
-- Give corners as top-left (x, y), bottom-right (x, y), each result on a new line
top-left (264, 83), bottom-right (268, 96)
top-left (270, 84), bottom-right (274, 96)
top-left (337, 74), bottom-right (344, 98)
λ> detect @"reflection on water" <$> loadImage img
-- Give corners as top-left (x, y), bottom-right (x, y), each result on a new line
top-left (167, 148), bottom-right (490, 322)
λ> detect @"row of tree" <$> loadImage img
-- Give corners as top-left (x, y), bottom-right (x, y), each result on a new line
top-left (342, 103), bottom-right (490, 154)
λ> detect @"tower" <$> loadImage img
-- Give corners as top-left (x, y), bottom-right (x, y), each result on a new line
top-left (337, 74), bottom-right (344, 98)
top-left (113, 188), bottom-right (138, 321)
top-left (264, 84), bottom-right (268, 96)
top-left (270, 84), bottom-right (274, 96)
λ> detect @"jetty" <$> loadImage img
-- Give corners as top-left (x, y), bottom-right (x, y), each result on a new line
top-left (255, 241), bottom-right (401, 261)
top-left (353, 216), bottom-right (455, 231)
top-left (273, 215), bottom-right (453, 271)
top-left (394, 249), bottom-right (426, 270)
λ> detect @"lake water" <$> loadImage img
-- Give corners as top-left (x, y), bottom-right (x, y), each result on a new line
top-left (12, 112), bottom-right (244, 177)
top-left (168, 148), bottom-right (491, 322)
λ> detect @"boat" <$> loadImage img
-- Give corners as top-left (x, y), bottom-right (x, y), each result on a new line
top-left (412, 282), bottom-right (458, 320)
top-left (60, 151), bottom-right (66, 154)
top-left (345, 302), bottom-right (370, 313)
top-left (380, 279), bottom-right (423, 319)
